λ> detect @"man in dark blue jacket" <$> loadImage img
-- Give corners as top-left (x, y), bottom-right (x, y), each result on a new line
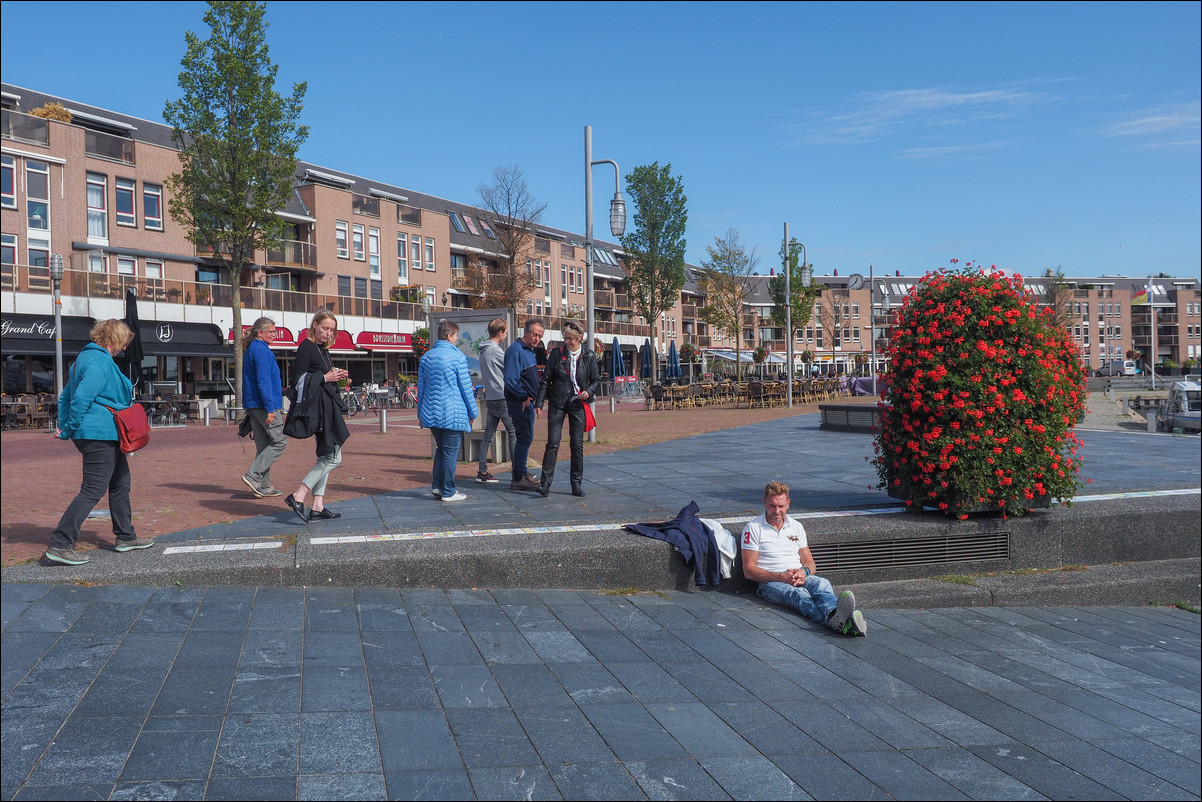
top-left (241, 318), bottom-right (286, 497)
top-left (503, 317), bottom-right (544, 491)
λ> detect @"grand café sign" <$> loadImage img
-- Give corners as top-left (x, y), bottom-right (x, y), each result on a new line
top-left (1, 317), bottom-right (58, 339)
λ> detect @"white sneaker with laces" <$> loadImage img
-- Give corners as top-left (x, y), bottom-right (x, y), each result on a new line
top-left (441, 491), bottom-right (467, 502)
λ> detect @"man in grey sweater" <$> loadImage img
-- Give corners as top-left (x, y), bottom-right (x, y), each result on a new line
top-left (476, 317), bottom-right (517, 483)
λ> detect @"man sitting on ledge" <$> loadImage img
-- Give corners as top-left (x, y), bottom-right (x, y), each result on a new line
top-left (741, 481), bottom-right (867, 636)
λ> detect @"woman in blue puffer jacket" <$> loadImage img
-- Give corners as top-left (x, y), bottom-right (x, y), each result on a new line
top-left (417, 320), bottom-right (478, 501)
top-left (45, 319), bottom-right (155, 566)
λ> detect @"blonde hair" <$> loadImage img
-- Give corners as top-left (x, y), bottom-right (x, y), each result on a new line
top-left (763, 481), bottom-right (790, 500)
top-left (90, 319), bottom-right (134, 350)
top-left (242, 317), bottom-right (276, 351)
top-left (307, 309), bottom-right (338, 349)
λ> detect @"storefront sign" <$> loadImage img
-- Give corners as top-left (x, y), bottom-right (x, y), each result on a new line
top-left (354, 331), bottom-right (413, 351)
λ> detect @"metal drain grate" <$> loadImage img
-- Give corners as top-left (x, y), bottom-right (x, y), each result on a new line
top-left (811, 532), bottom-right (1009, 572)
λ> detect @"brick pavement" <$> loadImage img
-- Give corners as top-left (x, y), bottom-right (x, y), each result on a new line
top-left (2, 397), bottom-right (840, 566)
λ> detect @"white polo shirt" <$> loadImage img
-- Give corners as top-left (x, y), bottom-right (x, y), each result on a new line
top-left (741, 513), bottom-right (808, 573)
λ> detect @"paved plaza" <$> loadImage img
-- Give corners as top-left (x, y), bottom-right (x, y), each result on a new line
top-left (3, 406), bottom-right (1199, 800)
top-left (2, 583), bottom-right (1199, 801)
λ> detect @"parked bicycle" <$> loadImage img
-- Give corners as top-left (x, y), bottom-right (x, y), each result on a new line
top-left (399, 383), bottom-right (417, 409)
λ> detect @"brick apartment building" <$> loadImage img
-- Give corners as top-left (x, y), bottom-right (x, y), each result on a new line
top-left (3, 83), bottom-right (1199, 397)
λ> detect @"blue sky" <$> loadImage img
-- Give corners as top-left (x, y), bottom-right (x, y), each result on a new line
top-left (2, 1), bottom-right (1199, 280)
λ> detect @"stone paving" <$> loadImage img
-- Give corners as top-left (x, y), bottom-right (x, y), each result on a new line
top-left (2, 583), bottom-right (1199, 800)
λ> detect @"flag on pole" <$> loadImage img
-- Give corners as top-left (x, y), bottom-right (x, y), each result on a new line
top-left (1131, 281), bottom-right (1152, 306)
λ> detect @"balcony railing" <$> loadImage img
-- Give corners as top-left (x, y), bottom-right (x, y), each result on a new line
top-left (265, 240), bottom-right (316, 269)
top-left (1, 110), bottom-right (49, 146)
top-left (450, 267), bottom-right (470, 288)
top-left (594, 289), bottom-right (615, 308)
top-left (2, 263), bottom-right (428, 324)
top-left (85, 129), bottom-right (135, 164)
top-left (681, 304), bottom-right (698, 319)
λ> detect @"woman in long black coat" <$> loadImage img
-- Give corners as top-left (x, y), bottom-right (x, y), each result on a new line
top-left (534, 321), bottom-right (600, 497)
top-left (284, 310), bottom-right (350, 522)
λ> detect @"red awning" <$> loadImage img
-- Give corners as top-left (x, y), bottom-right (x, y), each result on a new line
top-left (229, 326), bottom-right (296, 349)
top-left (297, 328), bottom-right (357, 354)
top-left (355, 331), bottom-right (413, 352)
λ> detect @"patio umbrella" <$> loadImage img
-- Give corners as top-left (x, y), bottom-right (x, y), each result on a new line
top-left (667, 340), bottom-right (681, 381)
top-left (121, 287), bottom-right (144, 389)
top-left (611, 336), bottom-right (625, 377)
top-left (641, 339), bottom-right (653, 379)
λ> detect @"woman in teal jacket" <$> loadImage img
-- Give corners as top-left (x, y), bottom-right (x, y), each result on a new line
top-left (45, 319), bottom-right (155, 565)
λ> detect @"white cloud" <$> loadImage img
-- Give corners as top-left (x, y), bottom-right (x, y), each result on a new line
top-left (898, 140), bottom-right (1012, 159)
top-left (789, 84), bottom-right (1051, 146)
top-left (1103, 102), bottom-right (1200, 146)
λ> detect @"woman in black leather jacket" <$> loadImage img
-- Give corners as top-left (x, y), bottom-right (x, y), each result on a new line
top-left (534, 321), bottom-right (600, 497)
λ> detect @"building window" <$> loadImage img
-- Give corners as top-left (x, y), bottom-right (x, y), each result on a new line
top-left (354, 277), bottom-right (368, 298)
top-left (143, 184), bottom-right (163, 230)
top-left (116, 178), bottom-right (136, 227)
top-left (0, 232), bottom-right (15, 269)
top-left (424, 238), bottom-right (435, 271)
top-left (397, 233), bottom-right (408, 284)
top-left (352, 223), bottom-right (365, 261)
top-left (88, 253), bottom-right (109, 273)
top-left (335, 220), bottom-right (349, 259)
top-left (425, 286), bottom-right (436, 310)
top-left (86, 172), bottom-right (108, 240)
top-left (28, 238), bottom-right (50, 268)
top-left (337, 274), bottom-right (351, 297)
top-left (117, 256), bottom-right (136, 276)
top-left (410, 236), bottom-right (422, 271)
top-left (448, 212), bottom-right (466, 233)
top-left (561, 264), bottom-right (568, 290)
top-left (368, 227), bottom-right (380, 277)
top-left (27, 161), bottom-right (51, 231)
top-left (145, 259), bottom-right (163, 280)
top-left (1, 155), bottom-right (14, 209)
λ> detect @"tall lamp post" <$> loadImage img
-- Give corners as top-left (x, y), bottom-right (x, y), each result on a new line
top-left (584, 125), bottom-right (626, 442)
top-left (782, 231), bottom-right (806, 407)
top-left (49, 253), bottom-right (65, 398)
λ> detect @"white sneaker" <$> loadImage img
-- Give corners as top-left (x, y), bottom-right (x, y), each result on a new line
top-left (430, 487), bottom-right (442, 498)
top-left (828, 590), bottom-right (857, 633)
top-left (441, 491), bottom-right (467, 502)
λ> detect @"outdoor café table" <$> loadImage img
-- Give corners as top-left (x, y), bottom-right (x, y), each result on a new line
top-left (665, 385), bottom-right (689, 409)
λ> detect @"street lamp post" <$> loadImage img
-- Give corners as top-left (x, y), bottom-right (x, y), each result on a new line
top-left (49, 253), bottom-right (65, 399)
top-left (783, 231), bottom-right (806, 407)
top-left (584, 125), bottom-right (626, 442)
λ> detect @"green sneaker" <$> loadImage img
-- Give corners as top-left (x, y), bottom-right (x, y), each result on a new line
top-left (827, 590), bottom-right (857, 632)
top-left (114, 537), bottom-right (156, 552)
top-left (844, 610), bottom-right (868, 636)
top-left (44, 547), bottom-right (89, 566)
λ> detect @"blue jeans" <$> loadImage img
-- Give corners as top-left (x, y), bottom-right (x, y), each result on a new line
top-left (431, 427), bottom-right (462, 495)
top-left (757, 575), bottom-right (838, 625)
top-left (507, 400), bottom-right (535, 480)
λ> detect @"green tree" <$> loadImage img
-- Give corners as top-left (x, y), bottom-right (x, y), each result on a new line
top-left (475, 165), bottom-right (546, 314)
top-left (1038, 266), bottom-right (1075, 331)
top-left (698, 229), bottom-right (759, 382)
top-left (621, 162), bottom-right (687, 383)
top-left (163, 0), bottom-right (307, 408)
top-left (768, 238), bottom-right (821, 337)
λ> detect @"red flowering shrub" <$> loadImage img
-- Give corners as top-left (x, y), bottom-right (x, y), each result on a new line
top-left (412, 327), bottom-right (431, 359)
top-left (872, 262), bottom-right (1087, 518)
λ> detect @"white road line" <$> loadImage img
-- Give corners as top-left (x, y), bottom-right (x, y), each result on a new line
top-left (163, 541), bottom-right (284, 554)
top-left (306, 488), bottom-right (1200, 547)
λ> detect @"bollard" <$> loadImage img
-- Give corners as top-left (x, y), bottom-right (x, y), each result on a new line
top-left (203, 407), bottom-right (210, 426)
top-left (379, 410), bottom-right (387, 433)
top-left (1122, 398), bottom-right (1129, 415)
top-left (1108, 386), bottom-right (1114, 403)
top-left (1146, 409), bottom-right (1157, 433)
top-left (609, 395), bottom-right (616, 414)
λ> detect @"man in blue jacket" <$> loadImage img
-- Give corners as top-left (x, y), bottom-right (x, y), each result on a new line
top-left (241, 318), bottom-right (287, 497)
top-left (503, 317), bottom-right (545, 492)
top-left (418, 320), bottom-right (479, 502)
